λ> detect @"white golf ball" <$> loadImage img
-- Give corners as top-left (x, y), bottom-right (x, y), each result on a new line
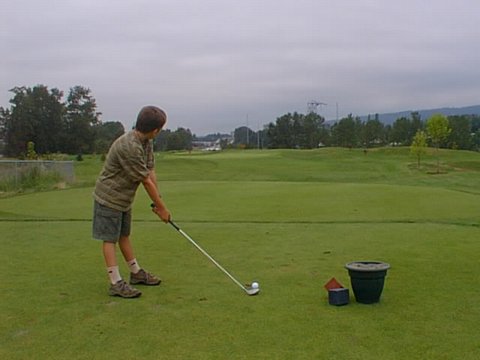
top-left (251, 282), bottom-right (259, 289)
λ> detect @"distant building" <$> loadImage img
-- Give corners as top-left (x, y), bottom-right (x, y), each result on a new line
top-left (192, 134), bottom-right (233, 151)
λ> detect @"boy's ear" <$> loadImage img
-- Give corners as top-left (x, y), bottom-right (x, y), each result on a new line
top-left (149, 128), bottom-right (161, 138)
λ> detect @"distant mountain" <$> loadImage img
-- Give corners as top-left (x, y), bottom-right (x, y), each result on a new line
top-left (327, 105), bottom-right (480, 125)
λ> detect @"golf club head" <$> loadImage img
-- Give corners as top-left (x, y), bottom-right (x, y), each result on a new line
top-left (246, 288), bottom-right (260, 296)
top-left (245, 284), bottom-right (260, 296)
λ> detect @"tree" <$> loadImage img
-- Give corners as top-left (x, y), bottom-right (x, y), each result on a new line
top-left (361, 118), bottom-right (385, 148)
top-left (427, 114), bottom-right (450, 147)
top-left (233, 126), bottom-right (257, 148)
top-left (274, 113), bottom-right (296, 148)
top-left (390, 112), bottom-right (423, 146)
top-left (26, 141), bottom-right (38, 159)
top-left (94, 121), bottom-right (125, 153)
top-left (154, 129), bottom-right (170, 151)
top-left (4, 85), bottom-right (64, 157)
top-left (410, 112), bottom-right (423, 139)
top-left (447, 115), bottom-right (472, 150)
top-left (426, 114), bottom-right (451, 173)
top-left (473, 130), bottom-right (480, 151)
top-left (471, 115), bottom-right (480, 133)
top-left (64, 86), bottom-right (101, 154)
top-left (302, 112), bottom-right (325, 149)
top-left (2, 85), bottom-right (106, 157)
top-left (163, 128), bottom-right (193, 151)
top-left (265, 113), bottom-right (293, 148)
top-left (331, 114), bottom-right (358, 148)
top-left (154, 128), bottom-right (193, 151)
top-left (264, 112), bottom-right (325, 149)
top-left (391, 117), bottom-right (411, 145)
top-left (410, 130), bottom-right (428, 168)
top-left (0, 107), bottom-right (9, 154)
top-left (383, 124), bottom-right (392, 145)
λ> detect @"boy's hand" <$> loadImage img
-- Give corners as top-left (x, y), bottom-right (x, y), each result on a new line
top-left (151, 205), bottom-right (171, 223)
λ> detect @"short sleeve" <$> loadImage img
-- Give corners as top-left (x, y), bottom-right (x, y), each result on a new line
top-left (146, 140), bottom-right (155, 170)
top-left (120, 146), bottom-right (150, 182)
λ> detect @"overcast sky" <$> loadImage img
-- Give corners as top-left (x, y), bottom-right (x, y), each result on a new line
top-left (2, 0), bottom-right (480, 135)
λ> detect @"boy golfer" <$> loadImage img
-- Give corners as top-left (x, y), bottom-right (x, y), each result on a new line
top-left (93, 105), bottom-right (171, 298)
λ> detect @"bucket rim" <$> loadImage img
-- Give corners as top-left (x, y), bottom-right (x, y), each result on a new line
top-left (345, 261), bottom-right (390, 272)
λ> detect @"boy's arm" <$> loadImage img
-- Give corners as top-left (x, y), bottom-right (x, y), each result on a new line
top-left (142, 170), bottom-right (170, 222)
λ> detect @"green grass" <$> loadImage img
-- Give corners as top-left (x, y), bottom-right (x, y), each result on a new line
top-left (1, 147), bottom-right (480, 359)
top-left (0, 167), bottom-right (64, 194)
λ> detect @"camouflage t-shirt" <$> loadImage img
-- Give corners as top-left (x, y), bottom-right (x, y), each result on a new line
top-left (94, 130), bottom-right (154, 211)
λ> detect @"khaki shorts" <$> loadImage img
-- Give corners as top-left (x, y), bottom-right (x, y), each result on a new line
top-left (92, 201), bottom-right (131, 242)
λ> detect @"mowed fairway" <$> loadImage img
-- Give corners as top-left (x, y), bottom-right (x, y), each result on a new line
top-left (1, 148), bottom-right (480, 359)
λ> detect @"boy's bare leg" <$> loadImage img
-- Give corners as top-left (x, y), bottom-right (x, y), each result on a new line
top-left (118, 235), bottom-right (135, 262)
top-left (103, 240), bottom-right (141, 297)
top-left (119, 235), bottom-right (142, 275)
top-left (103, 241), bottom-right (117, 267)
top-left (103, 241), bottom-right (122, 285)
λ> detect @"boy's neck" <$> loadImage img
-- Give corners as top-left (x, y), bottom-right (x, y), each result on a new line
top-left (134, 130), bottom-right (149, 143)
top-left (134, 128), bottom-right (160, 141)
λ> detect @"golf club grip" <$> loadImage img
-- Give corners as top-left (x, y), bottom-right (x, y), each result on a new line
top-left (169, 220), bottom-right (180, 231)
top-left (150, 203), bottom-right (180, 231)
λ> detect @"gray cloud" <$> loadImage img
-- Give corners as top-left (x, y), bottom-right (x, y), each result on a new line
top-left (2, 0), bottom-right (480, 134)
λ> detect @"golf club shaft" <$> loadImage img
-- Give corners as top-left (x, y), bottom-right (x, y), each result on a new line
top-left (169, 220), bottom-right (248, 293)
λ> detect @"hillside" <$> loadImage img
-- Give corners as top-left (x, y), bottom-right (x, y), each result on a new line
top-left (327, 104), bottom-right (480, 125)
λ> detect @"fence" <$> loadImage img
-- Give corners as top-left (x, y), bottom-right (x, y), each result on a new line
top-left (0, 160), bottom-right (75, 188)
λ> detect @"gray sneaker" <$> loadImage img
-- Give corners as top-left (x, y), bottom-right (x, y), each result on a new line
top-left (108, 280), bottom-right (142, 298)
top-left (130, 269), bottom-right (161, 286)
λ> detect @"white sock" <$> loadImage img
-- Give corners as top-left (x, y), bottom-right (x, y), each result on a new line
top-left (127, 258), bottom-right (141, 274)
top-left (107, 266), bottom-right (122, 284)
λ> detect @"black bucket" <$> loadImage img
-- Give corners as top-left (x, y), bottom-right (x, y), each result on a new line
top-left (345, 261), bottom-right (390, 304)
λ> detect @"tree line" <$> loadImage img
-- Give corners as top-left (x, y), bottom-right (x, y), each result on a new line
top-left (0, 85), bottom-right (194, 157)
top-left (2, 84), bottom-right (480, 157)
top-left (244, 111), bottom-right (480, 151)
top-left (0, 85), bottom-right (122, 157)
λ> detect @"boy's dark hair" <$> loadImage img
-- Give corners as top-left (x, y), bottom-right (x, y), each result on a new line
top-left (135, 106), bottom-right (167, 133)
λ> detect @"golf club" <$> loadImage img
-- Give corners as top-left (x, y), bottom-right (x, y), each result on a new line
top-left (151, 204), bottom-right (259, 296)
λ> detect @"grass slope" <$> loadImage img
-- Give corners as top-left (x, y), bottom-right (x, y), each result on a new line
top-left (1, 148), bottom-right (479, 359)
